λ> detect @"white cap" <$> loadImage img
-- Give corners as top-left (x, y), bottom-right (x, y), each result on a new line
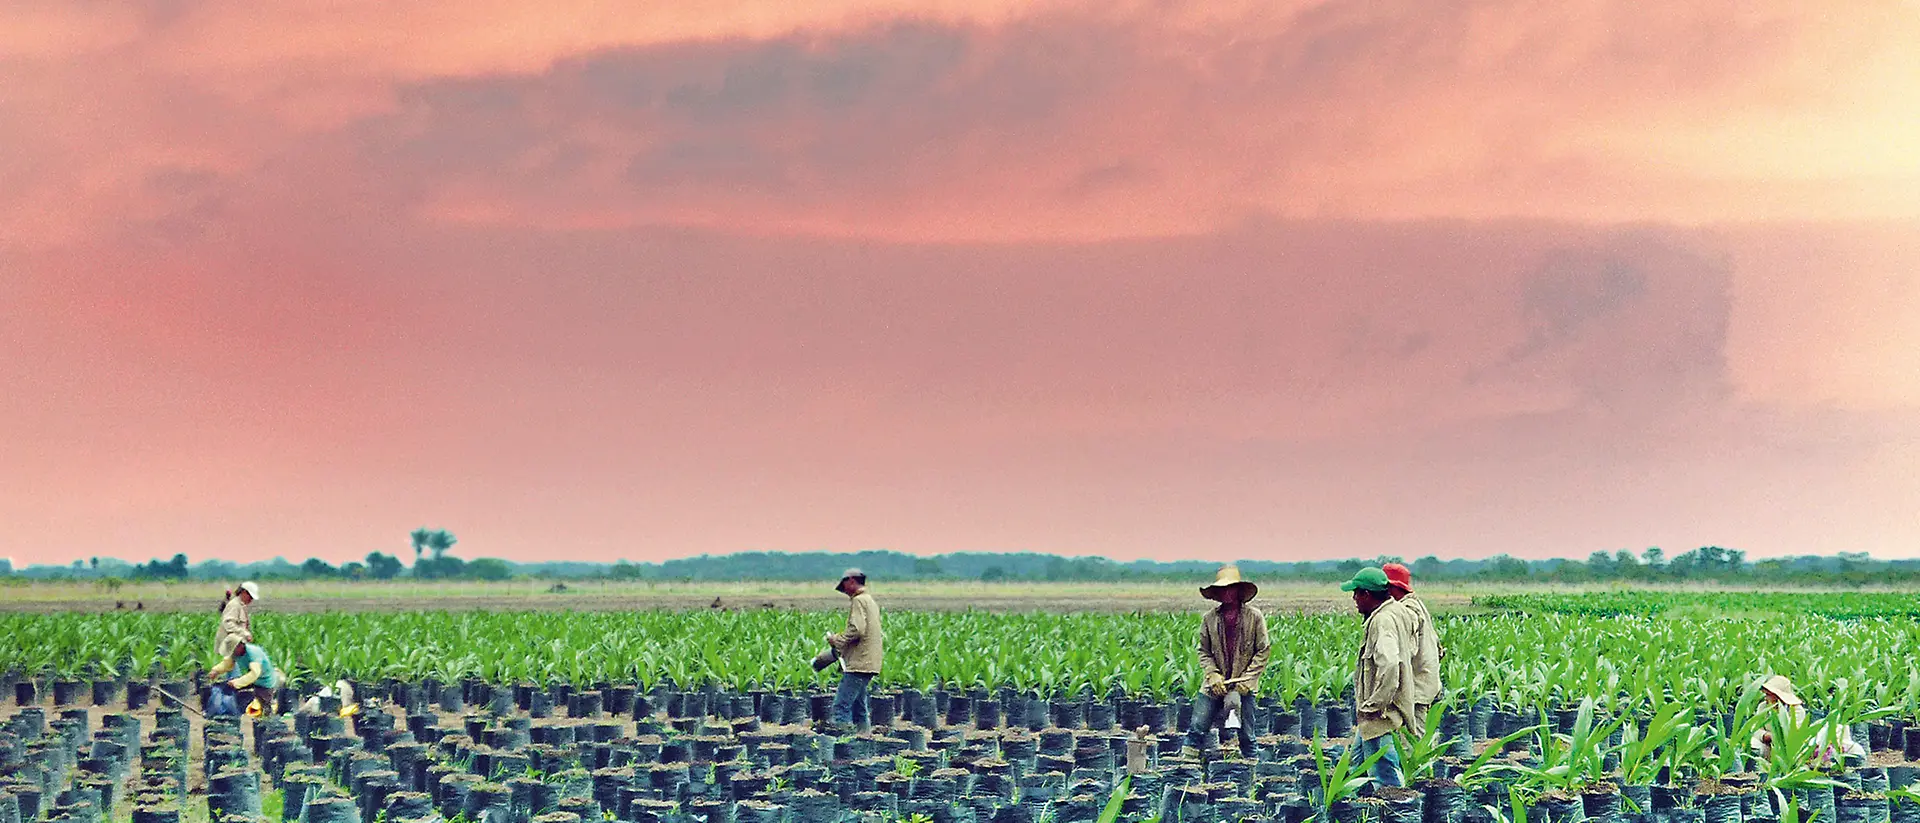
top-left (239, 581), bottom-right (261, 599)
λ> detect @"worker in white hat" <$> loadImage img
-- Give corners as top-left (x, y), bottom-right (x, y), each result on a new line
top-left (216, 582), bottom-right (259, 658)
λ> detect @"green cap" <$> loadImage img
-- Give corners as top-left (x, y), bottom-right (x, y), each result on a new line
top-left (1340, 567), bottom-right (1391, 593)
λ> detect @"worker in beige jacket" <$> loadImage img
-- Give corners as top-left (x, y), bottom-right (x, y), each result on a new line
top-left (1382, 563), bottom-right (1441, 720)
top-left (825, 568), bottom-right (883, 733)
top-left (1343, 567), bottom-right (1417, 788)
top-left (216, 582), bottom-right (259, 658)
top-left (1185, 565), bottom-right (1271, 760)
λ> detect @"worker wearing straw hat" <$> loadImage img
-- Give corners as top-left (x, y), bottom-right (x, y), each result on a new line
top-left (825, 568), bottom-right (884, 734)
top-left (1183, 565), bottom-right (1270, 760)
top-left (1751, 675), bottom-right (1863, 765)
top-left (1343, 567), bottom-right (1417, 788)
top-left (1381, 563), bottom-right (1442, 721)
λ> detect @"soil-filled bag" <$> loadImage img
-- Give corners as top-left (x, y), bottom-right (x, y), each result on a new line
top-left (130, 804), bottom-right (180, 823)
top-left (1891, 795), bottom-right (1920, 823)
top-left (870, 695), bottom-right (898, 729)
top-left (1700, 794), bottom-right (1740, 823)
top-left (976, 699), bottom-right (1003, 730)
top-left (1581, 786), bottom-right (1624, 823)
top-left (556, 796), bottom-right (600, 822)
top-left (1325, 706), bottom-right (1355, 739)
top-left (52, 681), bottom-right (85, 707)
top-left (208, 768), bottom-right (263, 819)
top-left (439, 685), bottom-right (465, 713)
top-left (1836, 793), bottom-right (1881, 823)
top-left (1418, 779), bottom-right (1466, 823)
top-left (1087, 702), bottom-right (1116, 731)
top-left (1138, 704), bottom-right (1170, 736)
top-left (1375, 787), bottom-right (1423, 823)
top-left (1799, 787), bottom-right (1838, 823)
top-left (732, 800), bottom-right (785, 823)
top-left (384, 792), bottom-right (434, 822)
top-left (306, 794), bottom-right (361, 823)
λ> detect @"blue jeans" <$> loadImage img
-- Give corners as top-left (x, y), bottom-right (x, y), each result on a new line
top-left (831, 672), bottom-right (874, 730)
top-left (1188, 691), bottom-right (1257, 754)
top-left (1357, 733), bottom-right (1403, 788)
top-left (211, 682), bottom-right (271, 716)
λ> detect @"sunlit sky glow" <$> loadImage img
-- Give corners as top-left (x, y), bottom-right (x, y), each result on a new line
top-left (3, 1), bottom-right (1918, 566)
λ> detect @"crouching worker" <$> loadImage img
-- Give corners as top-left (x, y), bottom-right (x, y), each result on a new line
top-left (210, 640), bottom-right (281, 717)
top-left (1184, 565), bottom-right (1270, 760)
top-left (1751, 675), bottom-right (1863, 767)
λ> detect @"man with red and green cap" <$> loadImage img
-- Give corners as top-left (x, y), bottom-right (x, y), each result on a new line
top-left (1382, 563), bottom-right (1442, 721)
top-left (1342, 566), bottom-right (1416, 788)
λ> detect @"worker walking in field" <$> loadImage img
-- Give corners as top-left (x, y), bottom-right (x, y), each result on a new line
top-left (209, 640), bottom-right (281, 717)
top-left (1751, 675), bottom-right (1864, 766)
top-left (1344, 567), bottom-right (1417, 788)
top-left (216, 581), bottom-right (259, 658)
top-left (1381, 563), bottom-right (1442, 722)
top-left (1184, 565), bottom-right (1271, 761)
top-left (825, 568), bottom-right (883, 734)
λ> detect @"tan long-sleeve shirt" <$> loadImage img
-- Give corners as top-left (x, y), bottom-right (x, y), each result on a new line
top-left (216, 596), bottom-right (252, 658)
top-left (1355, 596), bottom-right (1419, 740)
top-left (828, 591), bottom-right (884, 674)
top-left (1401, 593), bottom-right (1442, 706)
top-left (1199, 605), bottom-right (1271, 692)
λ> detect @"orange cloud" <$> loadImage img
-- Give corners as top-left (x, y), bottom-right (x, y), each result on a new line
top-left (5, 0), bottom-right (1919, 252)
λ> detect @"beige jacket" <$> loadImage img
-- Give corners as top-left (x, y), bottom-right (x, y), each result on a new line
top-left (216, 596), bottom-right (252, 658)
top-left (1401, 593), bottom-right (1441, 706)
top-left (1355, 596), bottom-right (1419, 740)
top-left (829, 591), bottom-right (884, 674)
top-left (1198, 605), bottom-right (1271, 694)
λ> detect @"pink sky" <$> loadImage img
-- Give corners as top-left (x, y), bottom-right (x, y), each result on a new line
top-left (3, 1), bottom-right (1918, 567)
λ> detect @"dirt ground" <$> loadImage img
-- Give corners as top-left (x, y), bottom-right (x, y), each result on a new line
top-left (0, 579), bottom-right (1482, 615)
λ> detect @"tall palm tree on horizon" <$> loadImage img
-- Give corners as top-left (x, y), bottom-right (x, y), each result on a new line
top-left (409, 527), bottom-right (431, 566)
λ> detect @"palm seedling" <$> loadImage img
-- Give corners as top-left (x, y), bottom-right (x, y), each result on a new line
top-left (1498, 699), bottom-right (1623, 801)
top-left (1304, 733), bottom-right (1392, 823)
top-left (1393, 701), bottom-right (1456, 785)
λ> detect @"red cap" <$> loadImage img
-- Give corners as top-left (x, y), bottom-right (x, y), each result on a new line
top-left (1381, 563), bottom-right (1414, 592)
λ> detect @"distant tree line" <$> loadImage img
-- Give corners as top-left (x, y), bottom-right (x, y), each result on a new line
top-left (8, 544), bottom-right (1919, 587)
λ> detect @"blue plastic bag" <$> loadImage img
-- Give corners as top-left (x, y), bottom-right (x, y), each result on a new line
top-left (209, 685), bottom-right (238, 716)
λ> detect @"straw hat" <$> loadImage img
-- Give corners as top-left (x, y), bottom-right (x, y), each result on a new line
top-left (1201, 565), bottom-right (1258, 601)
top-left (1760, 675), bottom-right (1803, 706)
